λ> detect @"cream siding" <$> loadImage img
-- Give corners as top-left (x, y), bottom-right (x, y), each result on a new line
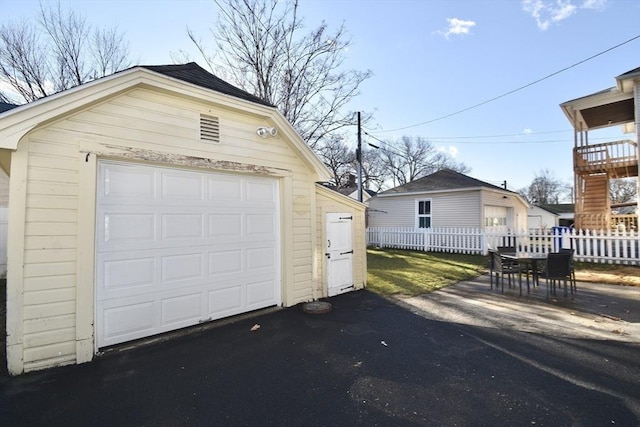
top-left (0, 170), bottom-right (8, 206)
top-left (0, 170), bottom-right (7, 276)
top-left (6, 84), bottom-right (339, 374)
top-left (315, 186), bottom-right (367, 297)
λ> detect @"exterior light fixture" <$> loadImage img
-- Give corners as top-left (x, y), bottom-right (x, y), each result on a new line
top-left (256, 126), bottom-right (278, 138)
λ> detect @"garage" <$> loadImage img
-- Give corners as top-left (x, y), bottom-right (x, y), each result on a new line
top-left (1, 62), bottom-right (367, 374)
top-left (96, 161), bottom-right (280, 347)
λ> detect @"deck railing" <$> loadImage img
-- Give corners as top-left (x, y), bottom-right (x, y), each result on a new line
top-left (574, 139), bottom-right (638, 174)
top-left (366, 226), bottom-right (639, 266)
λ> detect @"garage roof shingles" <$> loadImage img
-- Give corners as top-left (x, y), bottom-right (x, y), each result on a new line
top-left (140, 62), bottom-right (274, 107)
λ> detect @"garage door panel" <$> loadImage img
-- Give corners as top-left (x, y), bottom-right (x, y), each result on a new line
top-left (161, 252), bottom-right (205, 283)
top-left (96, 161), bottom-right (280, 348)
top-left (246, 180), bottom-right (277, 203)
top-left (160, 292), bottom-right (203, 327)
top-left (246, 213), bottom-right (276, 236)
top-left (208, 250), bottom-right (243, 275)
top-left (208, 177), bottom-right (242, 202)
top-left (208, 214), bottom-right (242, 237)
top-left (104, 213), bottom-right (156, 244)
top-left (103, 165), bottom-right (156, 200)
top-left (99, 299), bottom-right (157, 345)
top-left (161, 172), bottom-right (205, 201)
top-left (102, 256), bottom-right (156, 292)
top-left (246, 279), bottom-right (276, 308)
top-left (246, 247), bottom-right (276, 270)
top-left (161, 214), bottom-right (205, 240)
top-left (208, 287), bottom-right (243, 316)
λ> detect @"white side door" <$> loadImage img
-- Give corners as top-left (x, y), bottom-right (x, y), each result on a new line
top-left (326, 213), bottom-right (354, 297)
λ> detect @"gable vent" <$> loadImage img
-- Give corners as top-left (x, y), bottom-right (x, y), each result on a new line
top-left (200, 114), bottom-right (220, 143)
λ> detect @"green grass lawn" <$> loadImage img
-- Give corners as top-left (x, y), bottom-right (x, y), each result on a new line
top-left (366, 248), bottom-right (640, 296)
top-left (366, 248), bottom-right (487, 297)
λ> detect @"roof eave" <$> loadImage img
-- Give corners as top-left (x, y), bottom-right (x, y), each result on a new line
top-left (559, 87), bottom-right (634, 130)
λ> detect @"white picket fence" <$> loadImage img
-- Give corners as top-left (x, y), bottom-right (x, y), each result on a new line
top-left (366, 227), bottom-right (640, 266)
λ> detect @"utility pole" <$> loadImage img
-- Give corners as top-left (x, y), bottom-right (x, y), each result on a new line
top-left (357, 111), bottom-right (363, 202)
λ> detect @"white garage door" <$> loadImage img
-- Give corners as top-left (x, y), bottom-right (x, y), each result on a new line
top-left (96, 161), bottom-right (280, 347)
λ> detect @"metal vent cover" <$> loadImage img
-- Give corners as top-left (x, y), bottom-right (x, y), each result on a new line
top-left (200, 114), bottom-right (220, 143)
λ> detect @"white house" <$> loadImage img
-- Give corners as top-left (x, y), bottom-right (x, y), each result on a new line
top-left (368, 169), bottom-right (529, 230)
top-left (0, 63), bottom-right (367, 375)
top-left (527, 205), bottom-right (560, 230)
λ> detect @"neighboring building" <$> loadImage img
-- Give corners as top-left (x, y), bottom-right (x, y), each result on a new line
top-left (338, 187), bottom-right (377, 203)
top-left (328, 175), bottom-right (377, 204)
top-left (560, 66), bottom-right (639, 231)
top-left (528, 205), bottom-right (560, 229)
top-left (539, 203), bottom-right (575, 228)
top-left (368, 169), bottom-right (529, 231)
top-left (0, 62), bottom-right (367, 375)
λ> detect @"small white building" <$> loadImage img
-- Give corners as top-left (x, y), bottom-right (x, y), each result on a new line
top-left (368, 169), bottom-right (529, 231)
top-left (527, 205), bottom-right (560, 230)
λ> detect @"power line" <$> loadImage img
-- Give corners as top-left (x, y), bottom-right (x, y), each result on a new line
top-left (368, 34), bottom-right (640, 134)
top-left (362, 130), bottom-right (623, 157)
top-left (417, 129), bottom-right (572, 139)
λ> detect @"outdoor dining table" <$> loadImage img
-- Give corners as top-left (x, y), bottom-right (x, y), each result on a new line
top-left (500, 252), bottom-right (548, 293)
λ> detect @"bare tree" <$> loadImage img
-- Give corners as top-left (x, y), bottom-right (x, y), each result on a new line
top-left (610, 178), bottom-right (637, 205)
top-left (521, 169), bottom-right (571, 204)
top-left (316, 136), bottom-right (354, 188)
top-left (358, 148), bottom-right (387, 192)
top-left (378, 136), bottom-right (469, 187)
top-left (0, 2), bottom-right (131, 103)
top-left (0, 21), bottom-right (49, 102)
top-left (186, 0), bottom-right (372, 149)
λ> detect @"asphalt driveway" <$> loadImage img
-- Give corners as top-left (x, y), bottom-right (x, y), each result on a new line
top-left (1, 277), bottom-right (639, 426)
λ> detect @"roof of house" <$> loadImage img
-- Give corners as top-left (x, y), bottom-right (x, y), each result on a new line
top-left (338, 186), bottom-right (377, 197)
top-left (0, 102), bottom-right (18, 113)
top-left (378, 169), bottom-right (515, 195)
top-left (539, 203), bottom-right (574, 214)
top-left (560, 65), bottom-right (639, 130)
top-left (530, 204), bottom-right (560, 216)
top-left (616, 66), bottom-right (640, 80)
top-left (139, 62), bottom-right (273, 107)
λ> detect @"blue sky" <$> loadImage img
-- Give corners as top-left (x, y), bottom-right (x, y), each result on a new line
top-left (1, 0), bottom-right (639, 192)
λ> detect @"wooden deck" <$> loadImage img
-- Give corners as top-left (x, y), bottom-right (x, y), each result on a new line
top-left (574, 139), bottom-right (638, 178)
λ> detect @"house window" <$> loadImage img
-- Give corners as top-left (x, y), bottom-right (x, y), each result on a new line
top-left (416, 199), bottom-right (432, 228)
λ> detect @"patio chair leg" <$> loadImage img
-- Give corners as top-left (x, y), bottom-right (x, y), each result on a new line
top-left (546, 278), bottom-right (549, 300)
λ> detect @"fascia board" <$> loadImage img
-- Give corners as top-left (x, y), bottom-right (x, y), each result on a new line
top-left (0, 69), bottom-right (145, 149)
top-left (271, 112), bottom-right (332, 182)
top-left (375, 187), bottom-right (484, 198)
